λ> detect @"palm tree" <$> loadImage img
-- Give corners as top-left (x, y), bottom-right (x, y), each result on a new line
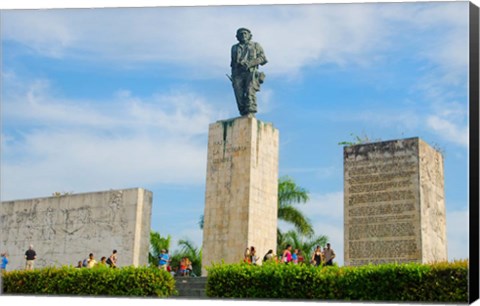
top-left (199, 176), bottom-right (314, 236)
top-left (276, 228), bottom-right (289, 256)
top-left (148, 231), bottom-right (171, 267)
top-left (277, 176), bottom-right (314, 236)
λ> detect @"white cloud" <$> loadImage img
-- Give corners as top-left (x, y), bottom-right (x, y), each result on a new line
top-left (1, 129), bottom-right (209, 201)
top-left (379, 2), bottom-right (468, 73)
top-left (399, 3), bottom-right (469, 149)
top-left (4, 79), bottom-right (119, 129)
top-left (2, 3), bottom-right (468, 78)
top-left (1, 76), bottom-right (224, 201)
top-left (3, 73), bottom-right (221, 134)
top-left (426, 115), bottom-right (468, 148)
top-left (303, 191), bottom-right (344, 220)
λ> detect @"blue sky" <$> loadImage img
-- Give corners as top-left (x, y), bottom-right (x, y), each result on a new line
top-left (0, 1), bottom-right (471, 266)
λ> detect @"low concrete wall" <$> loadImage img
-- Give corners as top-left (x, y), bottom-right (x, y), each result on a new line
top-left (0, 188), bottom-right (152, 270)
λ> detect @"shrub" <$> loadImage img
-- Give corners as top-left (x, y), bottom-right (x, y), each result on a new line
top-left (206, 260), bottom-right (468, 302)
top-left (2, 265), bottom-right (177, 297)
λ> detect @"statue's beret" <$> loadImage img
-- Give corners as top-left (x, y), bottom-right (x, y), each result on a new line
top-left (236, 28), bottom-right (251, 35)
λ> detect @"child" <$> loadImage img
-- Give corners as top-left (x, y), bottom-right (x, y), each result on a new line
top-left (179, 257), bottom-right (188, 276)
top-left (292, 249), bottom-right (299, 264)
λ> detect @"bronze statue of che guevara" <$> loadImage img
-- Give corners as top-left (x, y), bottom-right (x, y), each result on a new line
top-left (229, 28), bottom-right (268, 117)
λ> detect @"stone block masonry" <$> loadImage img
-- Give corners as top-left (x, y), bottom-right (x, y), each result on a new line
top-left (344, 137), bottom-right (447, 266)
top-left (202, 116), bottom-right (279, 275)
top-left (0, 188), bottom-right (152, 269)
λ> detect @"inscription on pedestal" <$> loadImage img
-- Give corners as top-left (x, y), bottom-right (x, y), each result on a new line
top-left (344, 138), bottom-right (446, 266)
top-left (211, 140), bottom-right (247, 164)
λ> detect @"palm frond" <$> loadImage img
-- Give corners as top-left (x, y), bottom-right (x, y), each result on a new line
top-left (278, 176), bottom-right (310, 208)
top-left (178, 239), bottom-right (200, 258)
top-left (278, 205), bottom-right (314, 236)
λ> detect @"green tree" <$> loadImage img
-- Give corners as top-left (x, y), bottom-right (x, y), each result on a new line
top-left (277, 176), bottom-right (313, 236)
top-left (276, 228), bottom-right (289, 256)
top-left (148, 231), bottom-right (171, 267)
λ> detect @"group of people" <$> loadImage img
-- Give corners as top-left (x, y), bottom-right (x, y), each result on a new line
top-left (280, 243), bottom-right (336, 266)
top-left (244, 243), bottom-right (336, 267)
top-left (76, 249), bottom-right (118, 269)
top-left (2, 243), bottom-right (336, 273)
top-left (309, 244), bottom-right (336, 266)
top-left (244, 246), bottom-right (260, 265)
top-left (1, 244), bottom-right (37, 272)
top-left (158, 249), bottom-right (195, 277)
top-left (1, 246), bottom-right (119, 272)
top-left (279, 243), bottom-right (336, 266)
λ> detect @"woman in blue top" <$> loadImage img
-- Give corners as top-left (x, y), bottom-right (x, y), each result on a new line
top-left (158, 249), bottom-right (169, 271)
top-left (1, 252), bottom-right (8, 272)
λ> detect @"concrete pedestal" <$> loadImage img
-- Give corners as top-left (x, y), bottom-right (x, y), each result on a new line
top-left (344, 138), bottom-right (447, 266)
top-left (202, 116), bottom-right (279, 274)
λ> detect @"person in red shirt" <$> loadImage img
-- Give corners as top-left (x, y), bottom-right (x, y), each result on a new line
top-left (297, 250), bottom-right (305, 264)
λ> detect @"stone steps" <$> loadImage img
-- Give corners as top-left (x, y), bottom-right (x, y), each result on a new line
top-left (173, 277), bottom-right (207, 298)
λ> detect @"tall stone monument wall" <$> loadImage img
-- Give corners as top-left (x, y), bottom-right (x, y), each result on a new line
top-left (0, 188), bottom-right (152, 270)
top-left (202, 117), bottom-right (279, 274)
top-left (344, 137), bottom-right (447, 266)
top-left (418, 140), bottom-right (447, 262)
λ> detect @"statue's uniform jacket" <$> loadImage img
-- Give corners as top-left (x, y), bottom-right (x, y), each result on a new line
top-left (230, 41), bottom-right (267, 115)
top-left (231, 41), bottom-right (267, 76)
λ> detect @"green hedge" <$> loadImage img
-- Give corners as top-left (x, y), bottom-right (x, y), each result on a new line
top-left (206, 260), bottom-right (468, 302)
top-left (2, 266), bottom-right (177, 297)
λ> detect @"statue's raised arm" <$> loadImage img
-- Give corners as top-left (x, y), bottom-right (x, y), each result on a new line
top-left (230, 28), bottom-right (267, 117)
